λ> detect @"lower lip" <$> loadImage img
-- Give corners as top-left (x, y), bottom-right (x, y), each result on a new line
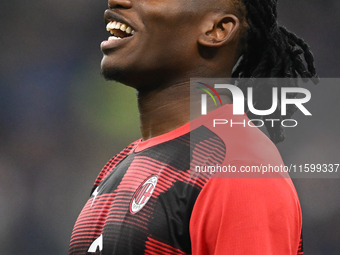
top-left (100, 36), bottom-right (134, 52)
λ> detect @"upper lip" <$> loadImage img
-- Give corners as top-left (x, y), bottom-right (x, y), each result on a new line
top-left (104, 9), bottom-right (136, 32)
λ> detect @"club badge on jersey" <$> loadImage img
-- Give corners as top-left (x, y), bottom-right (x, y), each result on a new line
top-left (130, 176), bottom-right (158, 214)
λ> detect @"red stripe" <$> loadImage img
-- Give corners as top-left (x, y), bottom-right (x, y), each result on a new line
top-left (144, 237), bottom-right (189, 255)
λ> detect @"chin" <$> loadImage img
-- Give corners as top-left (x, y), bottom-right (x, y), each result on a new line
top-left (100, 58), bottom-right (115, 79)
top-left (101, 58), bottom-right (125, 81)
top-left (101, 65), bottom-right (138, 90)
top-left (101, 66), bottom-right (121, 81)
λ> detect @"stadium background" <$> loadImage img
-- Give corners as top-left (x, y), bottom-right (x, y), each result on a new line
top-left (1, 0), bottom-right (339, 254)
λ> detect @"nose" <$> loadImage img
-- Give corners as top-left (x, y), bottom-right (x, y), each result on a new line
top-left (108, 0), bottom-right (132, 9)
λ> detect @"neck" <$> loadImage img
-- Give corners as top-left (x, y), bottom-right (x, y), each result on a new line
top-left (137, 81), bottom-right (191, 140)
top-left (136, 65), bottom-right (234, 140)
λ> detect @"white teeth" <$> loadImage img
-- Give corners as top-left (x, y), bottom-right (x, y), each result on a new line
top-left (115, 22), bottom-right (121, 29)
top-left (107, 21), bottom-right (117, 31)
top-left (120, 24), bottom-right (127, 31)
top-left (106, 20), bottom-right (135, 38)
top-left (108, 36), bottom-right (121, 40)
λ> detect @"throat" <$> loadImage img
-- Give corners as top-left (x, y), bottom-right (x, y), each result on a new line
top-left (137, 83), bottom-right (191, 140)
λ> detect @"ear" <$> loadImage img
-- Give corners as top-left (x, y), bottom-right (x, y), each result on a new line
top-left (198, 13), bottom-right (240, 48)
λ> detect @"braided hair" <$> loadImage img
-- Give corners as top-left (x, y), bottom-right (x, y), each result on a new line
top-left (232, 0), bottom-right (318, 143)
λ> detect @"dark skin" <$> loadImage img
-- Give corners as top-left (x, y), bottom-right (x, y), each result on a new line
top-left (101, 0), bottom-right (244, 140)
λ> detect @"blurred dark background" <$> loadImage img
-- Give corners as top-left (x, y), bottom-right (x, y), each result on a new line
top-left (0, 0), bottom-right (339, 254)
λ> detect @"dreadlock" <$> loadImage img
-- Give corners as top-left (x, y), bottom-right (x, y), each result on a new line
top-left (232, 0), bottom-right (318, 143)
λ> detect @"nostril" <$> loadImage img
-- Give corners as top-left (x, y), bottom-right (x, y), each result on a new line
top-left (109, 4), bottom-right (123, 9)
top-left (108, 0), bottom-right (132, 9)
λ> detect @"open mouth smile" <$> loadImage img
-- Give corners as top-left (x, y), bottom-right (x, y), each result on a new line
top-left (101, 10), bottom-right (137, 51)
top-left (106, 20), bottom-right (135, 40)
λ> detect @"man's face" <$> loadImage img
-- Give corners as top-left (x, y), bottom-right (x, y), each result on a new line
top-left (101, 0), bottom-right (211, 89)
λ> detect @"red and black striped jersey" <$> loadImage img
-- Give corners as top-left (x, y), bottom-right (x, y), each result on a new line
top-left (69, 104), bottom-right (303, 255)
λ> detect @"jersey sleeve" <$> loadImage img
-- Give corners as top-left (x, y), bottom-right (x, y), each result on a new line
top-left (189, 175), bottom-right (302, 255)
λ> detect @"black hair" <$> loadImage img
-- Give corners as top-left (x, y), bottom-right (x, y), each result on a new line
top-left (232, 0), bottom-right (318, 143)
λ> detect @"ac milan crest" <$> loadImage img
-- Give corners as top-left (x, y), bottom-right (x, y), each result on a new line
top-left (130, 176), bottom-right (158, 214)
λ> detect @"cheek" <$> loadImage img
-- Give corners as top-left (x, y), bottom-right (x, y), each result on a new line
top-left (140, 17), bottom-right (200, 57)
top-left (135, 1), bottom-right (204, 53)
top-left (139, 1), bottom-right (201, 33)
